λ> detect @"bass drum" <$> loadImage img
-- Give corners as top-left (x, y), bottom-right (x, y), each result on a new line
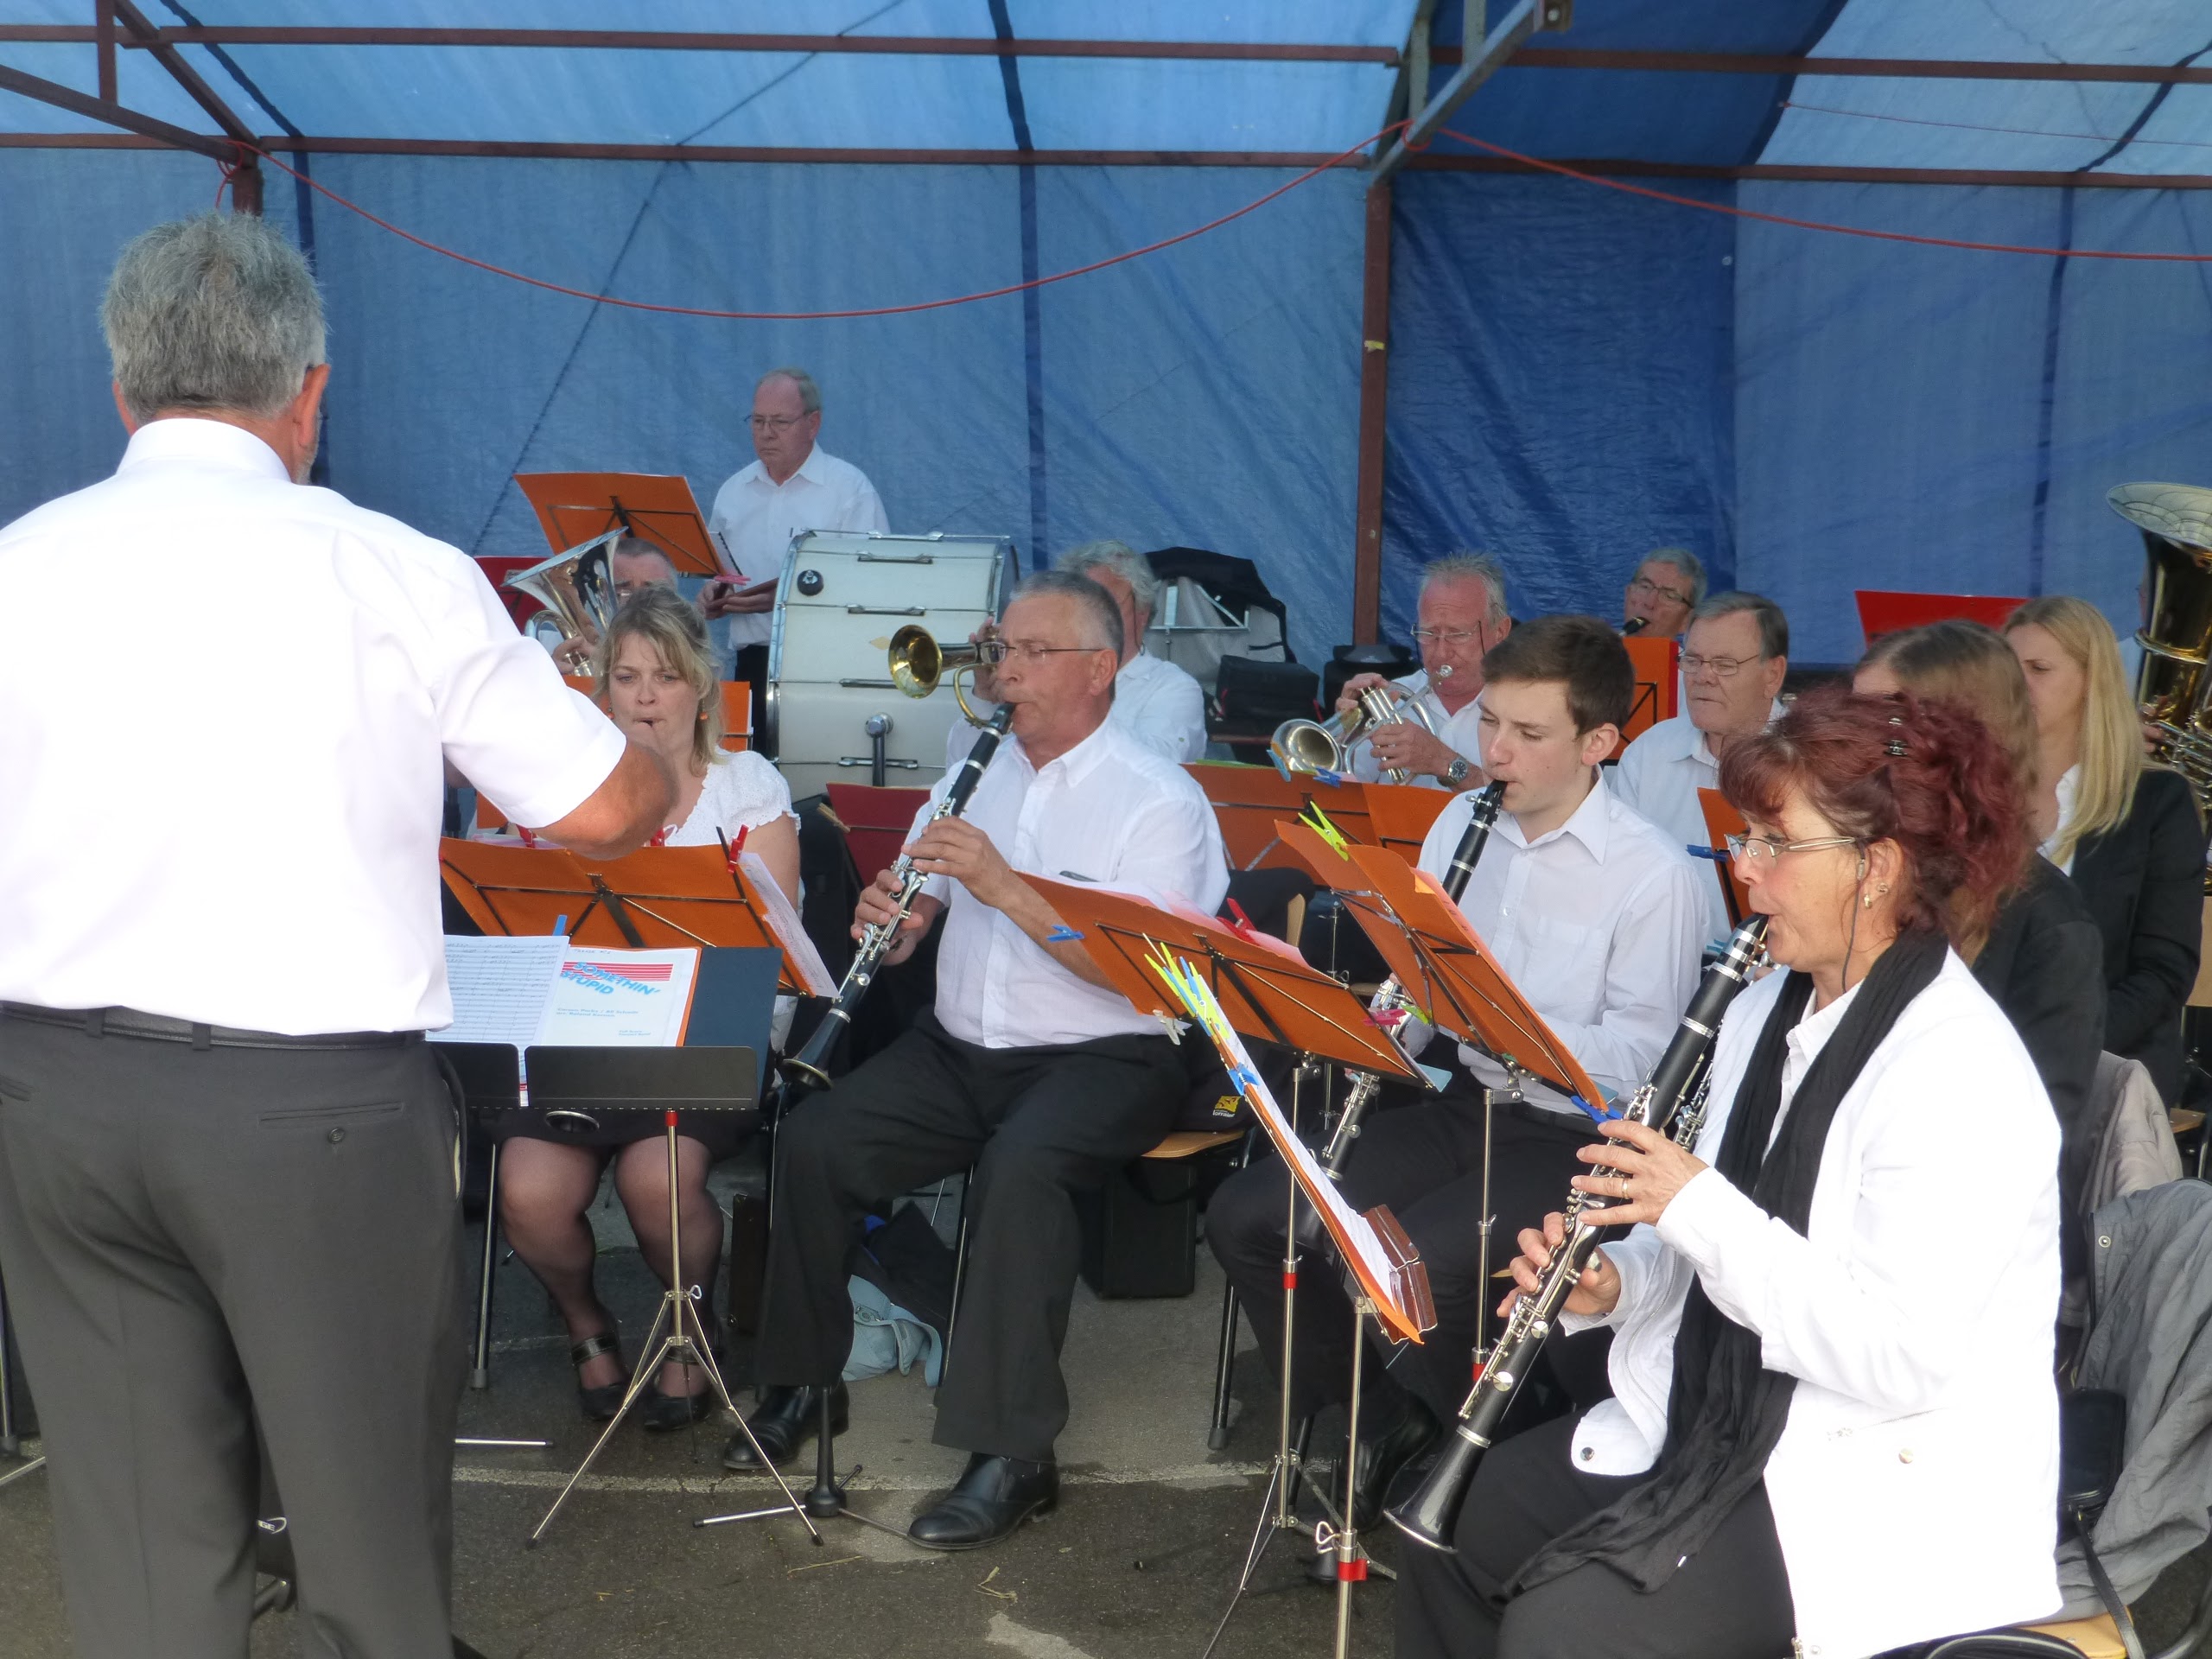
top-left (763, 531), bottom-right (1019, 802)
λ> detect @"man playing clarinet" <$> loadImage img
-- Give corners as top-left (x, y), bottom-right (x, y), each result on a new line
top-left (729, 570), bottom-right (1228, 1549)
top-left (1207, 616), bottom-right (1709, 1529)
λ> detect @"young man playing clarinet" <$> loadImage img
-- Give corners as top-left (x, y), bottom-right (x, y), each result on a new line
top-left (1206, 615), bottom-right (1709, 1524)
top-left (729, 570), bottom-right (1228, 1549)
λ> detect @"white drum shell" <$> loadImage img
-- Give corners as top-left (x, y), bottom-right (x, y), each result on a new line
top-left (766, 531), bottom-right (1018, 800)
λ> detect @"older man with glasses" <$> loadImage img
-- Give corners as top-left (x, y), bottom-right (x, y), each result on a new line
top-left (1612, 591), bottom-right (1790, 942)
top-left (1621, 548), bottom-right (1707, 639)
top-left (1332, 551), bottom-right (1513, 789)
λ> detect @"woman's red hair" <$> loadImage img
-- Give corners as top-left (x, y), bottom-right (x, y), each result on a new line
top-left (1719, 683), bottom-right (2028, 953)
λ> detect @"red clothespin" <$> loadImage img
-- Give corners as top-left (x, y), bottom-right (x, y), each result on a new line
top-left (516, 823), bottom-right (540, 849)
top-left (724, 823), bottom-right (748, 874)
top-left (1223, 897), bottom-right (1261, 944)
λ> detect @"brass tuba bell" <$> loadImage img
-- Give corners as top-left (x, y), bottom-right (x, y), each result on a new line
top-left (2107, 481), bottom-right (2212, 806)
top-left (1272, 683), bottom-right (1440, 786)
top-left (887, 624), bottom-right (1000, 726)
top-left (503, 531), bottom-right (621, 671)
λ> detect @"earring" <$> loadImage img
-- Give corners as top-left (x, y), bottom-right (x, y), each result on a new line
top-left (1862, 893), bottom-right (1875, 909)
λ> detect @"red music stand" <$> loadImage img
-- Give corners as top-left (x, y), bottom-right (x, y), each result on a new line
top-left (1855, 589), bottom-right (2027, 645)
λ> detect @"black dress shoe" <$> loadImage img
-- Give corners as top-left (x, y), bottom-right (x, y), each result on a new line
top-left (722, 1382), bottom-right (848, 1470)
top-left (907, 1452), bottom-right (1058, 1551)
top-left (1348, 1394), bottom-right (1440, 1531)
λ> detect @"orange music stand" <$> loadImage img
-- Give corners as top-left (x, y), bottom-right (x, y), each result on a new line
top-left (1611, 633), bottom-right (1681, 760)
top-left (1696, 787), bottom-right (1752, 931)
top-left (514, 472), bottom-right (728, 577)
top-left (1286, 827), bottom-right (1601, 1113)
top-left (1183, 761), bottom-right (1372, 873)
top-left (719, 682), bottom-right (752, 752)
top-left (440, 840), bottom-right (832, 996)
top-left (1363, 781), bottom-right (1455, 865)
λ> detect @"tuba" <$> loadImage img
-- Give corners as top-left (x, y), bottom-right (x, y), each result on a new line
top-left (1272, 683), bottom-right (1440, 786)
top-left (2107, 482), bottom-right (2212, 807)
top-left (504, 532), bottom-right (621, 669)
top-left (886, 624), bottom-right (1001, 727)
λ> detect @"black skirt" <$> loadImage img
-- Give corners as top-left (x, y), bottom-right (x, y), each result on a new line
top-left (490, 1104), bottom-right (757, 1160)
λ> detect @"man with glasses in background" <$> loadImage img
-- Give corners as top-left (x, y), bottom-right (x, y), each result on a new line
top-left (1332, 552), bottom-right (1512, 789)
top-left (704, 366), bottom-right (888, 693)
top-left (1611, 591), bottom-right (1790, 943)
top-left (1620, 547), bottom-right (1706, 639)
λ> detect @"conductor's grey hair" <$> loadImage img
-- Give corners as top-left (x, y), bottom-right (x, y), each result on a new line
top-left (757, 366), bottom-right (822, 416)
top-left (1010, 570), bottom-right (1125, 658)
top-left (1420, 550), bottom-right (1510, 624)
top-left (1642, 546), bottom-right (1709, 607)
top-left (1055, 539), bottom-right (1160, 624)
top-left (102, 214), bottom-right (326, 423)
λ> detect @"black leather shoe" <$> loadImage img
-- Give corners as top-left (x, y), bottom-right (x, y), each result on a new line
top-left (1348, 1394), bottom-right (1440, 1532)
top-left (906, 1452), bottom-right (1058, 1551)
top-left (722, 1383), bottom-right (848, 1470)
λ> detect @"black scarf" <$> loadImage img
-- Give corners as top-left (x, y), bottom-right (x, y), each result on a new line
top-left (1510, 925), bottom-right (1948, 1595)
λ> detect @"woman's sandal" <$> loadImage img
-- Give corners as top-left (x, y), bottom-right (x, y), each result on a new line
top-left (569, 1329), bottom-right (629, 1422)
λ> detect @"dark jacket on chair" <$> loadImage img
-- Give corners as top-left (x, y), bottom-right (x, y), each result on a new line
top-left (1973, 855), bottom-right (2108, 1280)
top-left (2067, 768), bottom-right (2207, 1107)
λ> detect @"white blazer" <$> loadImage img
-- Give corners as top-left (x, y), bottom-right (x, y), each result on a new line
top-left (1562, 950), bottom-right (2063, 1659)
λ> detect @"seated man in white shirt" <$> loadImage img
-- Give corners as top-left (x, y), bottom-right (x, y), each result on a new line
top-left (1611, 591), bottom-right (1790, 944)
top-left (1056, 540), bottom-right (1209, 761)
top-left (1333, 551), bottom-right (1510, 788)
top-left (703, 365), bottom-right (887, 686)
top-left (731, 571), bottom-right (1228, 1551)
top-left (1207, 615), bottom-right (1707, 1521)
top-left (1620, 546), bottom-right (1705, 638)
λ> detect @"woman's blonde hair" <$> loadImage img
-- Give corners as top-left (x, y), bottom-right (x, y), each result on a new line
top-left (592, 585), bottom-right (723, 771)
top-left (2005, 595), bottom-right (2144, 864)
top-left (1859, 620), bottom-right (2040, 795)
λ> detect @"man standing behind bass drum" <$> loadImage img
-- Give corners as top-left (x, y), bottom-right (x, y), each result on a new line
top-left (0, 215), bottom-right (671, 1659)
top-left (1207, 617), bottom-right (1707, 1523)
top-left (1334, 553), bottom-right (1512, 788)
top-left (728, 571), bottom-right (1228, 1550)
top-left (1396, 687), bottom-right (2063, 1659)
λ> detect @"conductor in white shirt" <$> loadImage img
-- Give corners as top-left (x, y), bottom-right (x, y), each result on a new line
top-left (1207, 617), bottom-right (1707, 1523)
top-left (1611, 591), bottom-right (1790, 943)
top-left (0, 215), bottom-right (671, 1659)
top-left (1335, 552), bottom-right (1512, 789)
top-left (728, 571), bottom-right (1227, 1551)
top-left (703, 366), bottom-right (888, 686)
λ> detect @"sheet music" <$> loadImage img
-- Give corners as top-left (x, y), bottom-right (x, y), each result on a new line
top-left (540, 948), bottom-right (698, 1046)
top-left (738, 850), bottom-right (836, 995)
top-left (434, 935), bottom-right (568, 1046)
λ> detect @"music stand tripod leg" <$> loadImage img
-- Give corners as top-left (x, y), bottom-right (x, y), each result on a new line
top-left (471, 1139), bottom-right (500, 1391)
top-left (533, 1112), bottom-right (821, 1548)
top-left (1325, 1297), bottom-right (1376, 1659)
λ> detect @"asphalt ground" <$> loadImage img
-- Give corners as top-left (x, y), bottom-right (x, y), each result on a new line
top-left (1, 1179), bottom-right (2207, 1658)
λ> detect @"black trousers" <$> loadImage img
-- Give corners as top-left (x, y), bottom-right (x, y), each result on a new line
top-left (0, 1011), bottom-right (464, 1659)
top-left (756, 1011), bottom-right (1185, 1462)
top-left (1394, 1415), bottom-right (1796, 1659)
top-left (1205, 1079), bottom-right (1596, 1423)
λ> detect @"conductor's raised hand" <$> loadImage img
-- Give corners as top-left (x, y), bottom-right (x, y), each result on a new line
top-left (853, 867), bottom-right (934, 965)
top-left (1498, 1211), bottom-right (1620, 1321)
top-left (1568, 1119), bottom-right (1707, 1229)
top-left (903, 817), bottom-right (1020, 910)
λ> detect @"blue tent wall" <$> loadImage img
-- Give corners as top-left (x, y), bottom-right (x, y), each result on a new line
top-left (1380, 171), bottom-right (1738, 644)
top-left (1, 154), bottom-right (1364, 669)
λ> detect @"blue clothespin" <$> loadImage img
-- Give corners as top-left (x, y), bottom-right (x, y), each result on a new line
top-left (1571, 1094), bottom-right (1622, 1126)
top-left (1046, 924), bottom-right (1084, 944)
top-left (1686, 844), bottom-right (1726, 862)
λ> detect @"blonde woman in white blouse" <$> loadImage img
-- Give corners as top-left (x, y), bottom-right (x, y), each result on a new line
top-left (500, 586), bottom-right (800, 1430)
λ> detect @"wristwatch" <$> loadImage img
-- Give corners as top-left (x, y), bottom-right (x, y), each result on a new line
top-left (1443, 757), bottom-right (1471, 789)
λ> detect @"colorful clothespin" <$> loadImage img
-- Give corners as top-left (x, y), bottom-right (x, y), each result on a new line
top-left (1299, 804), bottom-right (1351, 857)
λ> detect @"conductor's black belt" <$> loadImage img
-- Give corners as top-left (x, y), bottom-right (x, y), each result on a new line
top-left (1, 1002), bottom-right (420, 1052)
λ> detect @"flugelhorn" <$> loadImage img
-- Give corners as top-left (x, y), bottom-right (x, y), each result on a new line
top-left (887, 624), bottom-right (1001, 727)
top-left (503, 532), bottom-right (620, 665)
top-left (1386, 913), bottom-right (1771, 1554)
top-left (1273, 684), bottom-right (1440, 786)
top-left (2108, 481), bottom-right (2212, 811)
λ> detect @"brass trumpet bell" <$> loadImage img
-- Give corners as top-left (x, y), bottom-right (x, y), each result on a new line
top-left (1271, 683), bottom-right (1438, 786)
top-left (503, 532), bottom-right (620, 669)
top-left (887, 624), bottom-right (997, 726)
top-left (2108, 482), bottom-right (2212, 804)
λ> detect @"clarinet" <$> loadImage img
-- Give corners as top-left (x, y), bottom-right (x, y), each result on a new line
top-left (1385, 912), bottom-right (1770, 1552)
top-left (781, 703), bottom-right (1016, 1093)
top-left (1294, 780), bottom-right (1506, 1247)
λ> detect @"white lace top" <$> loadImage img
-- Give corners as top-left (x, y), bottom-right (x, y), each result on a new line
top-left (660, 752), bottom-right (796, 849)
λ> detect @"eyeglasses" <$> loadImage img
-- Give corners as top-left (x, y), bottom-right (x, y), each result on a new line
top-left (1410, 626), bottom-right (1484, 648)
top-left (1680, 652), bottom-right (1760, 679)
top-left (1724, 832), bottom-right (1860, 867)
top-left (1629, 574), bottom-right (1692, 607)
top-left (986, 639), bottom-right (1112, 666)
top-left (749, 413), bottom-right (808, 433)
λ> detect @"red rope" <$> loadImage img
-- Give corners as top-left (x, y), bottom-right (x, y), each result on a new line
top-left (245, 125), bottom-right (1401, 321)
top-left (1433, 126), bottom-right (2212, 262)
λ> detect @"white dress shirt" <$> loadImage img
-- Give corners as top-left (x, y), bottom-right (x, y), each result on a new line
top-left (1344, 668), bottom-right (1484, 788)
top-left (2040, 762), bottom-right (2081, 874)
top-left (707, 445), bottom-right (887, 652)
top-left (945, 649), bottom-right (1208, 767)
top-left (1609, 699), bottom-right (1787, 943)
top-left (0, 419), bottom-right (627, 1034)
top-left (1560, 953), bottom-right (2061, 1659)
top-left (918, 717), bottom-right (1228, 1049)
top-left (1418, 774), bottom-right (1707, 1111)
